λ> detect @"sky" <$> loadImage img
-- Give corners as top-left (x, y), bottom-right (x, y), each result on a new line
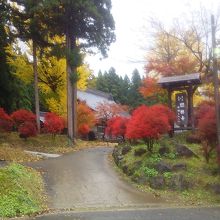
top-left (85, 0), bottom-right (220, 78)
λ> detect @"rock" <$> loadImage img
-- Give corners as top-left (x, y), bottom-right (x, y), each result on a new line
top-left (118, 155), bottom-right (124, 160)
top-left (175, 144), bottom-right (198, 158)
top-left (133, 161), bottom-right (142, 169)
top-left (207, 184), bottom-right (220, 195)
top-left (203, 167), bottom-right (220, 176)
top-left (155, 161), bottom-right (172, 173)
top-left (129, 161), bottom-right (142, 176)
top-left (122, 165), bottom-right (133, 176)
top-left (112, 147), bottom-right (122, 166)
top-left (134, 176), bottom-right (149, 185)
top-left (134, 148), bottom-right (146, 156)
top-left (168, 174), bottom-right (191, 191)
top-left (122, 165), bottom-right (129, 174)
top-left (112, 147), bottom-right (119, 159)
top-left (159, 146), bottom-right (170, 156)
top-left (172, 163), bottom-right (187, 171)
top-left (186, 134), bottom-right (201, 144)
top-left (121, 145), bottom-right (132, 155)
top-left (149, 176), bottom-right (165, 189)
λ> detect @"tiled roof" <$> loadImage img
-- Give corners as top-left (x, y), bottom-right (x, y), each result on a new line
top-left (158, 73), bottom-right (201, 86)
top-left (77, 89), bottom-right (115, 111)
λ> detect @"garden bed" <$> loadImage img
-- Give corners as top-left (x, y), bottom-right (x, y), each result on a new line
top-left (112, 132), bottom-right (220, 206)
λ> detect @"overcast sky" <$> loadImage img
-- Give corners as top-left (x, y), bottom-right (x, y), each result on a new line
top-left (85, 0), bottom-right (220, 78)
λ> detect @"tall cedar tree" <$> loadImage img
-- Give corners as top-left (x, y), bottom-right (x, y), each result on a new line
top-left (0, 1), bottom-right (20, 112)
top-left (96, 69), bottom-right (132, 105)
top-left (96, 68), bottom-right (122, 102)
top-left (96, 68), bottom-right (147, 108)
top-left (10, 0), bottom-right (50, 132)
top-left (128, 69), bottom-right (145, 108)
top-left (42, 0), bottom-right (115, 142)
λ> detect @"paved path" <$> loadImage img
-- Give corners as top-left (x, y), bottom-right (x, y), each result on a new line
top-left (28, 147), bottom-right (162, 210)
top-left (31, 207), bottom-right (220, 220)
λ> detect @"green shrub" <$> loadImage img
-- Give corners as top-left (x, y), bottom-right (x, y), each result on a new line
top-left (163, 172), bottom-right (173, 179)
top-left (0, 164), bottom-right (45, 217)
top-left (141, 166), bottom-right (159, 178)
top-left (165, 152), bottom-right (177, 160)
top-left (148, 153), bottom-right (162, 164)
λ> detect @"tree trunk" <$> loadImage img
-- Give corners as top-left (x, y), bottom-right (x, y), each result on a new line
top-left (33, 41), bottom-right (40, 133)
top-left (66, 32), bottom-right (77, 144)
top-left (168, 89), bottom-right (174, 137)
top-left (71, 38), bottom-right (77, 142)
top-left (72, 78), bottom-right (77, 141)
top-left (66, 32), bottom-right (74, 143)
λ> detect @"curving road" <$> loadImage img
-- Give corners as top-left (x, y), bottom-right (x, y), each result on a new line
top-left (32, 207), bottom-right (220, 220)
top-left (29, 147), bottom-right (162, 210)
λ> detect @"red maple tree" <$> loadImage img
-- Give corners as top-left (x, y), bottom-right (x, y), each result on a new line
top-left (151, 104), bottom-right (176, 126)
top-left (18, 121), bottom-right (37, 139)
top-left (125, 105), bottom-right (171, 152)
top-left (197, 104), bottom-right (217, 163)
top-left (44, 112), bottom-right (65, 136)
top-left (0, 108), bottom-right (13, 132)
top-left (195, 100), bottom-right (215, 126)
top-left (105, 116), bottom-right (128, 141)
top-left (11, 109), bottom-right (36, 129)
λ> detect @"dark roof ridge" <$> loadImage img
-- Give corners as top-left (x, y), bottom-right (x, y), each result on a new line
top-left (158, 73), bottom-right (201, 84)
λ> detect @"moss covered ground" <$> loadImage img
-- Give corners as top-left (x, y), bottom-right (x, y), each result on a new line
top-left (0, 163), bottom-right (47, 218)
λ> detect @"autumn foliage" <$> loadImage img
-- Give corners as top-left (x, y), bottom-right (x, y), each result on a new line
top-left (198, 106), bottom-right (216, 144)
top-left (126, 105), bottom-right (173, 152)
top-left (196, 102), bottom-right (217, 163)
top-left (96, 101), bottom-right (128, 124)
top-left (146, 56), bottom-right (198, 77)
top-left (105, 116), bottom-right (128, 140)
top-left (77, 102), bottom-right (95, 135)
top-left (18, 121), bottom-right (37, 139)
top-left (0, 108), bottom-right (13, 132)
top-left (151, 104), bottom-right (176, 126)
top-left (11, 109), bottom-right (36, 128)
top-left (139, 77), bottom-right (165, 99)
top-left (195, 101), bottom-right (215, 126)
top-left (78, 124), bottom-right (90, 137)
top-left (44, 112), bottom-right (65, 135)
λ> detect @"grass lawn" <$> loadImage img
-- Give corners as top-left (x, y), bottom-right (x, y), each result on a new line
top-left (0, 163), bottom-right (47, 218)
top-left (0, 132), bottom-right (116, 162)
top-left (113, 132), bottom-right (220, 206)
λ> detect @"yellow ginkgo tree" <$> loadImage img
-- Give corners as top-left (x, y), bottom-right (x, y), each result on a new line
top-left (7, 42), bottom-right (92, 117)
top-left (44, 59), bottom-right (92, 116)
